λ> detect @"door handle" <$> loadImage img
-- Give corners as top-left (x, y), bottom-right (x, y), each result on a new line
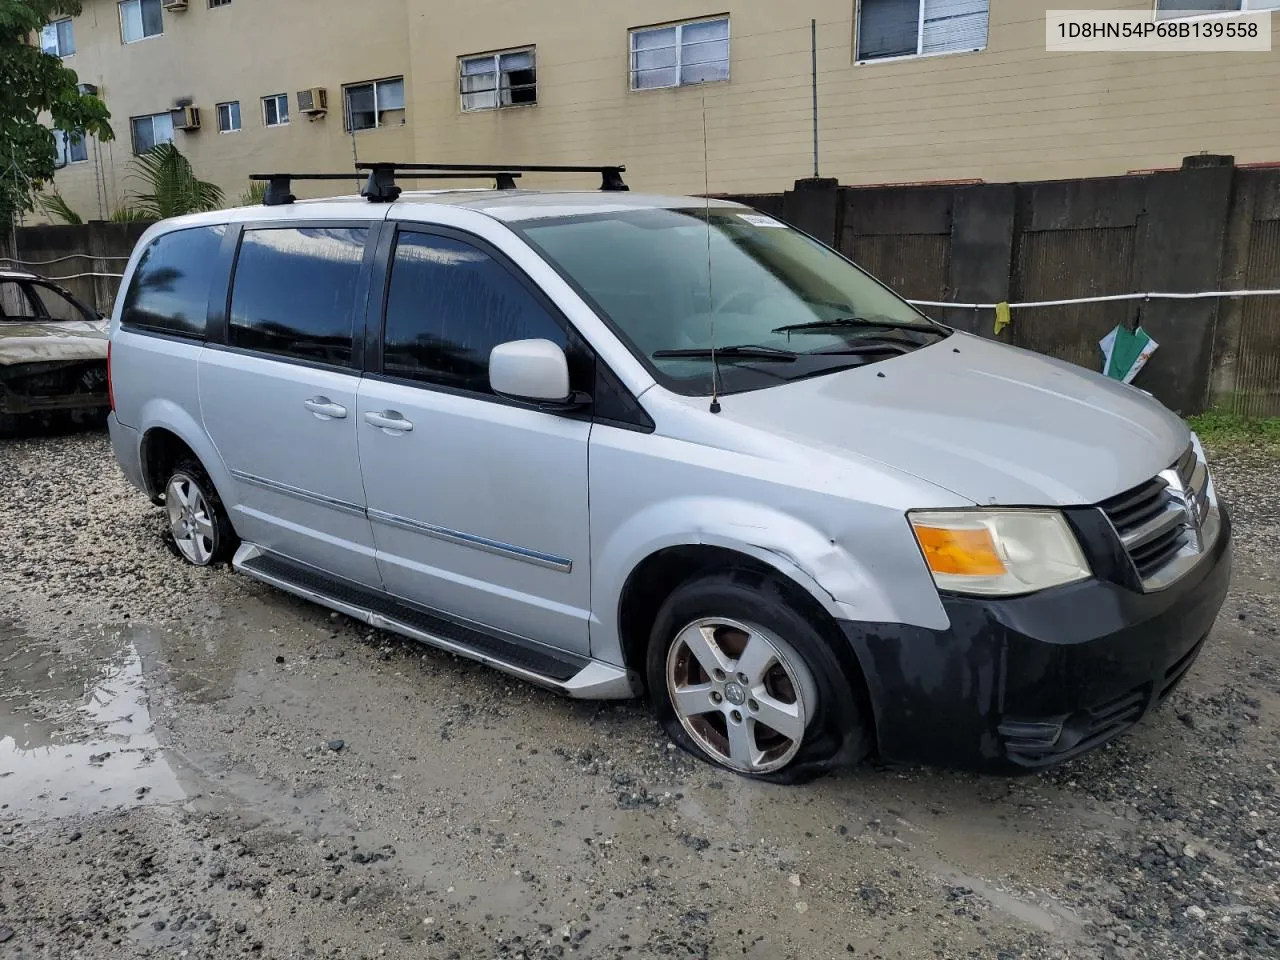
top-left (364, 410), bottom-right (413, 433)
top-left (304, 396), bottom-right (348, 419)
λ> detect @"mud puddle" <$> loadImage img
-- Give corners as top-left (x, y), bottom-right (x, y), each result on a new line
top-left (0, 620), bottom-right (183, 819)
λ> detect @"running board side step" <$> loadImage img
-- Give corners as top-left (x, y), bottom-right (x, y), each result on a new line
top-left (233, 544), bottom-right (638, 699)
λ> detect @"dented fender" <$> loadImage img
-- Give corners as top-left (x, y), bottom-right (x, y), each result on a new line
top-left (590, 495), bottom-right (951, 666)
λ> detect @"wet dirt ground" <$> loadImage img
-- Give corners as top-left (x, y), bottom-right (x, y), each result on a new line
top-left (1, 431), bottom-right (1277, 960)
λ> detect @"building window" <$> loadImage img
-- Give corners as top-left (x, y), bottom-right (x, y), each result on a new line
top-left (856, 0), bottom-right (989, 62)
top-left (1156, 0), bottom-right (1280, 15)
top-left (630, 17), bottom-right (729, 90)
top-left (459, 49), bottom-right (536, 111)
top-left (344, 77), bottom-right (405, 131)
top-left (262, 93), bottom-right (289, 127)
top-left (119, 0), bottom-right (163, 43)
top-left (130, 112), bottom-right (175, 154)
top-left (55, 129), bottom-right (88, 165)
top-left (209, 0), bottom-right (232, 6)
top-left (217, 101), bottom-right (241, 133)
top-left (41, 18), bottom-right (75, 57)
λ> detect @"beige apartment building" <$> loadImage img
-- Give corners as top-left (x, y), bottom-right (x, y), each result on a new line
top-left (38, 0), bottom-right (1280, 219)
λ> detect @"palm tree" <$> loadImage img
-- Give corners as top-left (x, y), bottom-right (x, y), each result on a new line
top-left (35, 189), bottom-right (84, 225)
top-left (36, 142), bottom-right (225, 224)
top-left (238, 180), bottom-right (267, 206)
top-left (125, 142), bottom-right (225, 219)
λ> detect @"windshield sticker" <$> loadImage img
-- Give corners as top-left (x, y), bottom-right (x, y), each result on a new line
top-left (738, 213), bottom-right (787, 228)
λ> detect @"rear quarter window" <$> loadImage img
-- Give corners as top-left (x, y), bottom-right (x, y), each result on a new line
top-left (121, 225), bottom-right (227, 338)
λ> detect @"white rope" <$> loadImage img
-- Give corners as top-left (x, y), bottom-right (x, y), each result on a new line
top-left (0, 252), bottom-right (131, 266)
top-left (39, 271), bottom-right (124, 281)
top-left (908, 289), bottom-right (1280, 310)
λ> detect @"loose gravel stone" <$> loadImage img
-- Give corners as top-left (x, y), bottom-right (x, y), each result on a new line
top-left (1, 429), bottom-right (1277, 959)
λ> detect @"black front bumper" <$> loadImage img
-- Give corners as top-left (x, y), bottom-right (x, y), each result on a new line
top-left (840, 509), bottom-right (1232, 773)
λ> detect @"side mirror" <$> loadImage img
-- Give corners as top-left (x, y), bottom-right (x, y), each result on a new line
top-left (489, 338), bottom-right (571, 403)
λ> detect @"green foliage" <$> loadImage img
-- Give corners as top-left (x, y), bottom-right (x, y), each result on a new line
top-left (108, 206), bottom-right (151, 223)
top-left (1188, 410), bottom-right (1280, 455)
top-left (34, 186), bottom-right (82, 224)
top-left (39, 142), bottom-right (225, 223)
top-left (126, 142), bottom-right (225, 218)
top-left (1, 1), bottom-right (113, 225)
top-left (238, 180), bottom-right (268, 207)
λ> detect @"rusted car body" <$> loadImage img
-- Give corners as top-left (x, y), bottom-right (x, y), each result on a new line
top-left (0, 269), bottom-right (109, 429)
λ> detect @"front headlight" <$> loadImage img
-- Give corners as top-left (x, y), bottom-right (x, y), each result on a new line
top-left (908, 509), bottom-right (1091, 596)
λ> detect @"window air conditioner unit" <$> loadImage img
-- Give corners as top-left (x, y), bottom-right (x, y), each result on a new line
top-left (170, 105), bottom-right (201, 131)
top-left (161, 0), bottom-right (188, 10)
top-left (297, 87), bottom-right (329, 115)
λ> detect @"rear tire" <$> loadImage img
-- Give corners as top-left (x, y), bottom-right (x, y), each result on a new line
top-left (163, 458), bottom-right (236, 566)
top-left (646, 568), bottom-right (871, 784)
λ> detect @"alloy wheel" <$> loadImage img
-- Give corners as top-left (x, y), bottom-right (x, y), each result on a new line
top-left (165, 473), bottom-right (217, 565)
top-left (665, 617), bottom-right (817, 774)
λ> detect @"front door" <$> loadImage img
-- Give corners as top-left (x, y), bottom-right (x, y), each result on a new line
top-left (200, 224), bottom-right (381, 587)
top-left (356, 226), bottom-right (592, 655)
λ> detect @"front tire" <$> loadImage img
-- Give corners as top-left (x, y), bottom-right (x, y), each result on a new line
top-left (646, 568), bottom-right (871, 784)
top-left (164, 459), bottom-right (235, 566)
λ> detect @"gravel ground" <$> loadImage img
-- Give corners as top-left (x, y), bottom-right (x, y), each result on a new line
top-left (0, 429), bottom-right (1277, 960)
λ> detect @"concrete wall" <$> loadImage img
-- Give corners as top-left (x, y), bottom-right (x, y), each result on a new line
top-left (39, 0), bottom-right (1280, 218)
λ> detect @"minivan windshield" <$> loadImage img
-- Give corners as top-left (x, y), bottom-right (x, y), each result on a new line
top-left (517, 207), bottom-right (948, 396)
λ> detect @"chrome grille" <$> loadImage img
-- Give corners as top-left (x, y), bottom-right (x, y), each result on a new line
top-left (1099, 443), bottom-right (1214, 589)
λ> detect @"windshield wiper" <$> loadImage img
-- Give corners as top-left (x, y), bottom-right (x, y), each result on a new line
top-left (652, 345), bottom-right (798, 363)
top-left (771, 317), bottom-right (942, 336)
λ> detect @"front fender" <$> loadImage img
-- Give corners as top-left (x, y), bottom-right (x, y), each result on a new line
top-left (592, 495), bottom-right (948, 665)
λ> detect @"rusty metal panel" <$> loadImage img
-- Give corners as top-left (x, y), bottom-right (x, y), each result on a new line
top-left (1010, 228), bottom-right (1135, 371)
top-left (846, 234), bottom-right (950, 302)
top-left (1233, 219), bottom-right (1280, 417)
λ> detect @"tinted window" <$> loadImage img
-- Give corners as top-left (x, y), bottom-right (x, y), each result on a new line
top-left (31, 283), bottom-right (90, 321)
top-left (121, 225), bottom-right (226, 338)
top-left (382, 232), bottom-right (567, 393)
top-left (228, 227), bottom-right (368, 366)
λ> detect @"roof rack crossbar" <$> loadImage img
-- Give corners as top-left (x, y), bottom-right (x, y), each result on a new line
top-left (249, 170), bottom-right (526, 205)
top-left (355, 161), bottom-right (629, 191)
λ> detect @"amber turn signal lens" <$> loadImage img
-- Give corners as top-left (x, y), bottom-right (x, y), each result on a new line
top-left (912, 524), bottom-right (1007, 577)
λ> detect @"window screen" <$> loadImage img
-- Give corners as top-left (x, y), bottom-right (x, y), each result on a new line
top-left (459, 51), bottom-right (536, 110)
top-left (382, 232), bottom-right (566, 393)
top-left (217, 101), bottom-right (241, 132)
top-left (120, 0), bottom-right (162, 43)
top-left (345, 78), bottom-right (405, 130)
top-left (130, 112), bottom-right (174, 154)
top-left (121, 225), bottom-right (227, 338)
top-left (630, 18), bottom-right (729, 89)
top-left (228, 227), bottom-right (368, 366)
top-left (858, 0), bottom-right (989, 60)
top-left (41, 19), bottom-right (75, 56)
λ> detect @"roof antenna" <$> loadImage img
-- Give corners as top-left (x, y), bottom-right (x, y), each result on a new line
top-left (702, 95), bottom-right (721, 415)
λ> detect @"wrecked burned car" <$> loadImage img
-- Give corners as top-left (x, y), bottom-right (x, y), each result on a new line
top-left (0, 269), bottom-right (109, 432)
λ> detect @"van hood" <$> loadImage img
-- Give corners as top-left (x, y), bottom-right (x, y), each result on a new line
top-left (717, 333), bottom-right (1189, 506)
top-left (0, 320), bottom-right (108, 365)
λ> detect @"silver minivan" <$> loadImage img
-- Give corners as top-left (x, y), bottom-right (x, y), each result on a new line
top-left (107, 168), bottom-right (1231, 782)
